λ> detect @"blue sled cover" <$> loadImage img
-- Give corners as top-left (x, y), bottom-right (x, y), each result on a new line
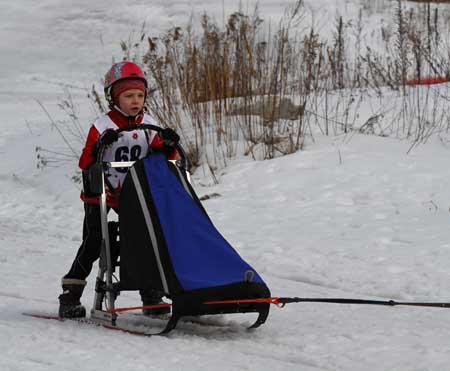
top-left (119, 153), bottom-right (270, 316)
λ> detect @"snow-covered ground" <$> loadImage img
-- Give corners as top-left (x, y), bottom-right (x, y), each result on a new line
top-left (3, 1), bottom-right (450, 370)
top-left (4, 131), bottom-right (450, 371)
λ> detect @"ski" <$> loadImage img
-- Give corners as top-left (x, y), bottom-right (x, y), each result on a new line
top-left (22, 312), bottom-right (154, 337)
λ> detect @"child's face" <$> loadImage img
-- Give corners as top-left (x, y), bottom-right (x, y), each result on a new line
top-left (118, 89), bottom-right (145, 116)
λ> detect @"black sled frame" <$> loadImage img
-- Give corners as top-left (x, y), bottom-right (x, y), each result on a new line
top-left (88, 124), bottom-right (270, 334)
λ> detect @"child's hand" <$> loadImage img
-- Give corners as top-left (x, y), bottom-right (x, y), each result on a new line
top-left (99, 129), bottom-right (119, 146)
top-left (159, 128), bottom-right (180, 147)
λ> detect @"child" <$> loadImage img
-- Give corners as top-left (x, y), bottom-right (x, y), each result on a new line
top-left (58, 61), bottom-right (180, 318)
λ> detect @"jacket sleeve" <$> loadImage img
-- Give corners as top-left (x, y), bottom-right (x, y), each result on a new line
top-left (78, 126), bottom-right (101, 169)
top-left (149, 131), bottom-right (179, 160)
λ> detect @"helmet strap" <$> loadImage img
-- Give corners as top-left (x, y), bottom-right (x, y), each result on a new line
top-left (112, 104), bottom-right (144, 121)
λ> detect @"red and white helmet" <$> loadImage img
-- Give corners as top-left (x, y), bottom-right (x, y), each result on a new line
top-left (104, 61), bottom-right (148, 104)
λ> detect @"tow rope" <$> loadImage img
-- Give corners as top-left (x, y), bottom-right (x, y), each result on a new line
top-left (204, 297), bottom-right (450, 308)
top-left (108, 296), bottom-right (450, 314)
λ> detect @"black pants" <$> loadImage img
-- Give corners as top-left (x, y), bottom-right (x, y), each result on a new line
top-left (64, 203), bottom-right (109, 280)
top-left (63, 203), bottom-right (160, 301)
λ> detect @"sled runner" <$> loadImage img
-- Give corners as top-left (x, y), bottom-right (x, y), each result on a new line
top-left (23, 311), bottom-right (233, 337)
top-left (23, 312), bottom-right (155, 337)
top-left (88, 124), bottom-right (271, 334)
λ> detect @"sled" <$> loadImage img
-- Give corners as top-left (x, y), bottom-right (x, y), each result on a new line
top-left (87, 124), bottom-right (271, 335)
top-left (23, 311), bottom-right (234, 338)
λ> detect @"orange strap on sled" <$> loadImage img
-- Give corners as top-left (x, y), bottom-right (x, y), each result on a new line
top-left (108, 303), bottom-right (172, 314)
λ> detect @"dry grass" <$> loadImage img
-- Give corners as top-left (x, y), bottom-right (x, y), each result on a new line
top-left (37, 0), bottom-right (450, 182)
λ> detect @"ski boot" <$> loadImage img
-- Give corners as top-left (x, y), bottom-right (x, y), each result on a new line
top-left (58, 278), bottom-right (87, 318)
top-left (141, 289), bottom-right (171, 317)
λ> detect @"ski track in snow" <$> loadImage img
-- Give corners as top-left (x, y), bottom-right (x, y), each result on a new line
top-left (4, 1), bottom-right (450, 370)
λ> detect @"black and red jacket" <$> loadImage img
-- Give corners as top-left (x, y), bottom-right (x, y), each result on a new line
top-left (79, 110), bottom-right (176, 208)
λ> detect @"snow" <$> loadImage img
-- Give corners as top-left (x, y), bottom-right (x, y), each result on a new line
top-left (3, 0), bottom-right (450, 370)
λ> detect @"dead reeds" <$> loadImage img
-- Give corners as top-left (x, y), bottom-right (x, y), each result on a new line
top-left (36, 0), bottom-right (450, 182)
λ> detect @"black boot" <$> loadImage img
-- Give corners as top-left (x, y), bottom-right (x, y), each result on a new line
top-left (58, 278), bottom-right (87, 318)
top-left (140, 289), bottom-right (171, 317)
